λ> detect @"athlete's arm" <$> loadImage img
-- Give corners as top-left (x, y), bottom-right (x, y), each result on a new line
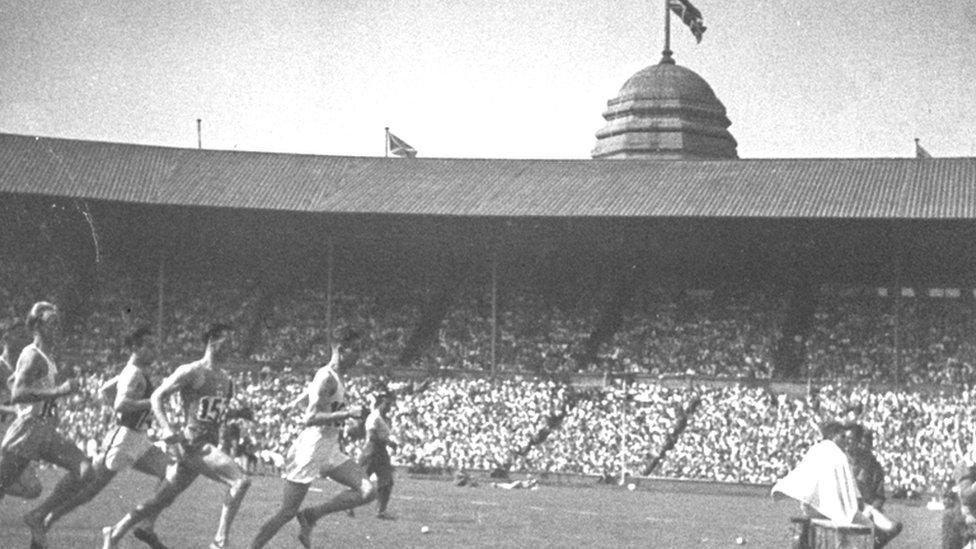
top-left (114, 367), bottom-right (151, 414)
top-left (9, 347), bottom-right (76, 404)
top-left (0, 350), bottom-right (13, 379)
top-left (150, 364), bottom-right (196, 441)
top-left (99, 374), bottom-right (119, 404)
top-left (286, 391), bottom-right (307, 410)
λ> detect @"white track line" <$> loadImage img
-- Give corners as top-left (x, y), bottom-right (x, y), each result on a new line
top-left (395, 495), bottom-right (438, 502)
top-left (644, 516), bottom-right (678, 524)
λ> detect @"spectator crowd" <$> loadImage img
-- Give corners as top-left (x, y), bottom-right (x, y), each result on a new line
top-left (6, 253), bottom-right (976, 501)
top-left (44, 367), bottom-right (970, 500)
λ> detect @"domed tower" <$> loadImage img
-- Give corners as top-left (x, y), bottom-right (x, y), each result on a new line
top-left (592, 54), bottom-right (737, 159)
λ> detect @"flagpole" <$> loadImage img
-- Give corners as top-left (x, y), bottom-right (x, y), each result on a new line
top-left (385, 127), bottom-right (389, 158)
top-left (663, 0), bottom-right (673, 62)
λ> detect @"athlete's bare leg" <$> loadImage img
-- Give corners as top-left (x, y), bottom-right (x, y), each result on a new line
top-left (249, 480), bottom-right (310, 549)
top-left (105, 464), bottom-right (197, 548)
top-left (130, 449), bottom-right (173, 545)
top-left (24, 445), bottom-right (90, 549)
top-left (2, 464), bottom-right (42, 500)
top-left (376, 483), bottom-right (394, 517)
top-left (0, 450), bottom-right (31, 499)
top-left (212, 477), bottom-right (250, 548)
top-left (197, 446), bottom-right (251, 549)
top-left (296, 460), bottom-right (375, 549)
top-left (43, 464), bottom-right (116, 528)
top-left (44, 450), bottom-right (167, 538)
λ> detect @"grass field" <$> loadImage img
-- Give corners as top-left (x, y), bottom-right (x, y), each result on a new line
top-left (1, 470), bottom-right (943, 548)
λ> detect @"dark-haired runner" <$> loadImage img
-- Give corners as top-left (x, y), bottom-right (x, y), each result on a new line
top-left (44, 326), bottom-right (170, 548)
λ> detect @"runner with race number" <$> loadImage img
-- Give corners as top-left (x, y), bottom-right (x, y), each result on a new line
top-left (0, 302), bottom-right (89, 549)
top-left (43, 325), bottom-right (171, 549)
top-left (103, 324), bottom-right (252, 549)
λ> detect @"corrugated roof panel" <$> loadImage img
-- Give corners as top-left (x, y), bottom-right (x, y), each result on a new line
top-left (2, 133), bottom-right (976, 219)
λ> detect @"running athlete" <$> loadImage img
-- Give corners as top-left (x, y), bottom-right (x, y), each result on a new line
top-left (0, 321), bottom-right (42, 500)
top-left (0, 302), bottom-right (90, 549)
top-left (250, 328), bottom-right (375, 549)
top-left (42, 326), bottom-right (170, 549)
top-left (361, 392), bottom-right (398, 519)
top-left (103, 323), bottom-right (252, 549)
top-left (943, 448), bottom-right (976, 549)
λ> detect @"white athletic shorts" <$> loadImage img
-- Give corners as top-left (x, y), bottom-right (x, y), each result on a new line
top-left (282, 427), bottom-right (349, 484)
top-left (101, 425), bottom-right (153, 472)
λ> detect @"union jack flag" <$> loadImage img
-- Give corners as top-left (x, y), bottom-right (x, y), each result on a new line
top-left (915, 138), bottom-right (932, 159)
top-left (388, 132), bottom-right (417, 158)
top-left (669, 0), bottom-right (706, 43)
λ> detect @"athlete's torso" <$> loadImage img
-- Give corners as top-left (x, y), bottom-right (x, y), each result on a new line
top-left (307, 365), bottom-right (345, 438)
top-left (180, 363), bottom-right (233, 445)
top-left (116, 362), bottom-right (154, 431)
top-left (16, 343), bottom-right (58, 420)
top-left (366, 409), bottom-right (390, 442)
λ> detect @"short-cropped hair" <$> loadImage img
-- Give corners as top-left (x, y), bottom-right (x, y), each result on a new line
top-left (820, 421), bottom-right (846, 440)
top-left (338, 327), bottom-right (361, 346)
top-left (124, 325), bottom-right (153, 349)
top-left (202, 323), bottom-right (233, 345)
top-left (843, 402), bottom-right (864, 416)
top-left (846, 423), bottom-right (865, 442)
top-left (26, 302), bottom-right (57, 331)
top-left (372, 391), bottom-right (395, 407)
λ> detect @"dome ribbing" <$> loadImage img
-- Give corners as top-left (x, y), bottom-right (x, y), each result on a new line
top-left (592, 59), bottom-right (738, 160)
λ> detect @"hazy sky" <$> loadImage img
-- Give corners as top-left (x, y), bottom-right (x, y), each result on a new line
top-left (1, 0), bottom-right (975, 159)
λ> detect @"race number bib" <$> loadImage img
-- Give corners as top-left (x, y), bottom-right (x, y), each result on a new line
top-left (196, 396), bottom-right (227, 423)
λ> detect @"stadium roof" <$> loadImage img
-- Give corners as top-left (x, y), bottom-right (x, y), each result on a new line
top-left (1, 132), bottom-right (976, 219)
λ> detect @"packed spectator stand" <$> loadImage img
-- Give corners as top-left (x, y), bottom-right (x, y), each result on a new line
top-left (3, 234), bottom-right (976, 502)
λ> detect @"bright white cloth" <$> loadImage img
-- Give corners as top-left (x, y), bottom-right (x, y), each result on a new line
top-left (771, 440), bottom-right (862, 525)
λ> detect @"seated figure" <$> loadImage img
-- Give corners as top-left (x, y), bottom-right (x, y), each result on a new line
top-left (773, 421), bottom-right (902, 549)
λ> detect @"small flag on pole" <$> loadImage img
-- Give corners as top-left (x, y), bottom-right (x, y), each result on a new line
top-left (388, 132), bottom-right (417, 158)
top-left (669, 0), bottom-right (706, 43)
top-left (915, 138), bottom-right (932, 159)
